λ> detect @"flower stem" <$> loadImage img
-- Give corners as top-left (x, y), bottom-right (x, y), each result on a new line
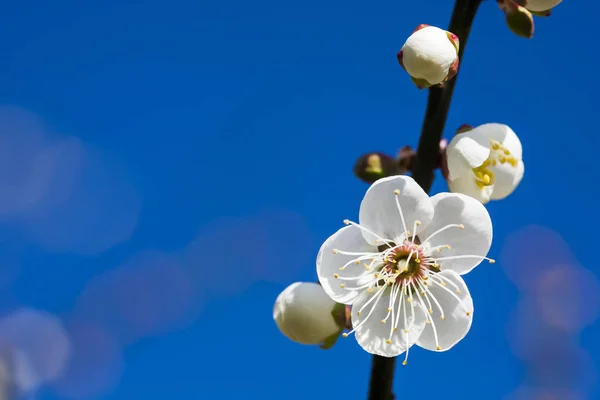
top-left (366, 1), bottom-right (482, 399)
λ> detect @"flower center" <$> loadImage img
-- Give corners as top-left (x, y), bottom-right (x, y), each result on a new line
top-left (472, 139), bottom-right (519, 189)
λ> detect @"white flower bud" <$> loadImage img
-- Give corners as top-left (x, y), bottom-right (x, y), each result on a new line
top-left (522, 0), bottom-right (562, 12)
top-left (398, 25), bottom-right (459, 89)
top-left (273, 282), bottom-right (342, 345)
top-left (446, 123), bottom-right (524, 204)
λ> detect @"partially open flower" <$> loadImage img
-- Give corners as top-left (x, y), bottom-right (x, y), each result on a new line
top-left (398, 25), bottom-right (460, 89)
top-left (317, 175), bottom-right (493, 359)
top-left (520, 0), bottom-right (562, 12)
top-left (273, 282), bottom-right (343, 346)
top-left (446, 123), bottom-right (524, 204)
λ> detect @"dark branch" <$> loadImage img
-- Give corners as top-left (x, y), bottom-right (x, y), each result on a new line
top-left (411, 0), bottom-right (483, 193)
top-left (366, 1), bottom-right (483, 399)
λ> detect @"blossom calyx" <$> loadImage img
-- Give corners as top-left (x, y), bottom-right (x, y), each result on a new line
top-left (273, 282), bottom-right (345, 347)
top-left (499, 0), bottom-right (535, 39)
top-left (446, 123), bottom-right (524, 204)
top-left (354, 152), bottom-right (402, 184)
top-left (398, 25), bottom-right (460, 89)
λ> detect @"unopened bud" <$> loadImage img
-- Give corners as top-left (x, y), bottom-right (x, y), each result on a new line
top-left (499, 0), bottom-right (535, 39)
top-left (273, 282), bottom-right (343, 347)
top-left (353, 152), bottom-right (401, 184)
top-left (398, 25), bottom-right (460, 89)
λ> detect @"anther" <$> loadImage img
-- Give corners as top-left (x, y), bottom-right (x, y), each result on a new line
top-left (355, 260), bottom-right (360, 264)
top-left (428, 309), bottom-right (433, 314)
top-left (407, 297), bottom-right (413, 303)
top-left (343, 219), bottom-right (350, 225)
top-left (436, 346), bottom-right (441, 351)
top-left (357, 311), bottom-right (361, 316)
top-left (386, 339), bottom-right (392, 344)
top-left (381, 319), bottom-right (386, 324)
top-left (466, 312), bottom-right (471, 316)
top-left (441, 316), bottom-right (446, 320)
top-left (489, 259), bottom-right (496, 264)
top-left (402, 361), bottom-right (407, 366)
top-left (415, 220), bottom-right (422, 226)
top-left (332, 249), bottom-right (339, 254)
top-left (340, 284), bottom-right (346, 288)
top-left (342, 333), bottom-right (349, 338)
top-left (387, 307), bottom-right (391, 312)
top-left (445, 245), bottom-right (451, 249)
top-left (459, 224), bottom-right (465, 229)
top-left (456, 290), bottom-right (461, 294)
top-left (394, 189), bottom-right (400, 195)
top-left (333, 274), bottom-right (339, 278)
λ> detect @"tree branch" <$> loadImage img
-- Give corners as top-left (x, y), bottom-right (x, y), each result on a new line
top-left (367, 1), bottom-right (483, 399)
top-left (411, 0), bottom-right (483, 193)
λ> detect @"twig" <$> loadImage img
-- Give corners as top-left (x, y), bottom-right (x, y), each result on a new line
top-left (366, 0), bottom-right (483, 398)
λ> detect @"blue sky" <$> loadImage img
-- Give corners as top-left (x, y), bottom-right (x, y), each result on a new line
top-left (0, 0), bottom-right (598, 399)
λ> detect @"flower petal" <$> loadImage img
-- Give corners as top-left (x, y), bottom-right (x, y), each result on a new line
top-left (358, 176), bottom-right (433, 244)
top-left (447, 173), bottom-right (494, 204)
top-left (317, 225), bottom-right (378, 304)
top-left (475, 123), bottom-right (522, 161)
top-left (446, 131), bottom-right (491, 180)
top-left (352, 288), bottom-right (427, 357)
top-left (416, 270), bottom-right (473, 351)
top-left (420, 192), bottom-right (492, 275)
top-left (490, 160), bottom-right (525, 200)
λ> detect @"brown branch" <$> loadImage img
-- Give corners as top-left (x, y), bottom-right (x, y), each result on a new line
top-left (367, 0), bottom-right (483, 399)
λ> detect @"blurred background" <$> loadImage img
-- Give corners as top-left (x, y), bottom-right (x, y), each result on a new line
top-left (0, 0), bottom-right (598, 399)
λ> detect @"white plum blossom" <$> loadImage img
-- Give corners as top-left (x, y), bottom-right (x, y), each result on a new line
top-left (446, 123), bottom-right (524, 204)
top-left (316, 175), bottom-right (493, 360)
top-left (398, 25), bottom-right (460, 89)
top-left (273, 282), bottom-right (343, 345)
top-left (521, 0), bottom-right (562, 12)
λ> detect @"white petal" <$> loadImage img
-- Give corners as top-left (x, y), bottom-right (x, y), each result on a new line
top-left (474, 123), bottom-right (522, 161)
top-left (358, 176), bottom-right (433, 245)
top-left (524, 0), bottom-right (562, 12)
top-left (352, 288), bottom-right (427, 357)
top-left (490, 160), bottom-right (525, 200)
top-left (316, 225), bottom-right (378, 304)
top-left (273, 282), bottom-right (340, 345)
top-left (401, 26), bottom-right (457, 86)
top-left (447, 173), bottom-right (494, 205)
top-left (416, 270), bottom-right (473, 351)
top-left (420, 192), bottom-right (492, 275)
top-left (446, 131), bottom-right (491, 180)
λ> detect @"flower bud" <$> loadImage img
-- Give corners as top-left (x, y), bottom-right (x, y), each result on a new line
top-left (445, 123), bottom-right (524, 204)
top-left (519, 0), bottom-right (562, 12)
top-left (273, 282), bottom-right (343, 346)
top-left (353, 152), bottom-right (402, 184)
top-left (398, 25), bottom-right (460, 89)
top-left (499, 0), bottom-right (535, 39)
